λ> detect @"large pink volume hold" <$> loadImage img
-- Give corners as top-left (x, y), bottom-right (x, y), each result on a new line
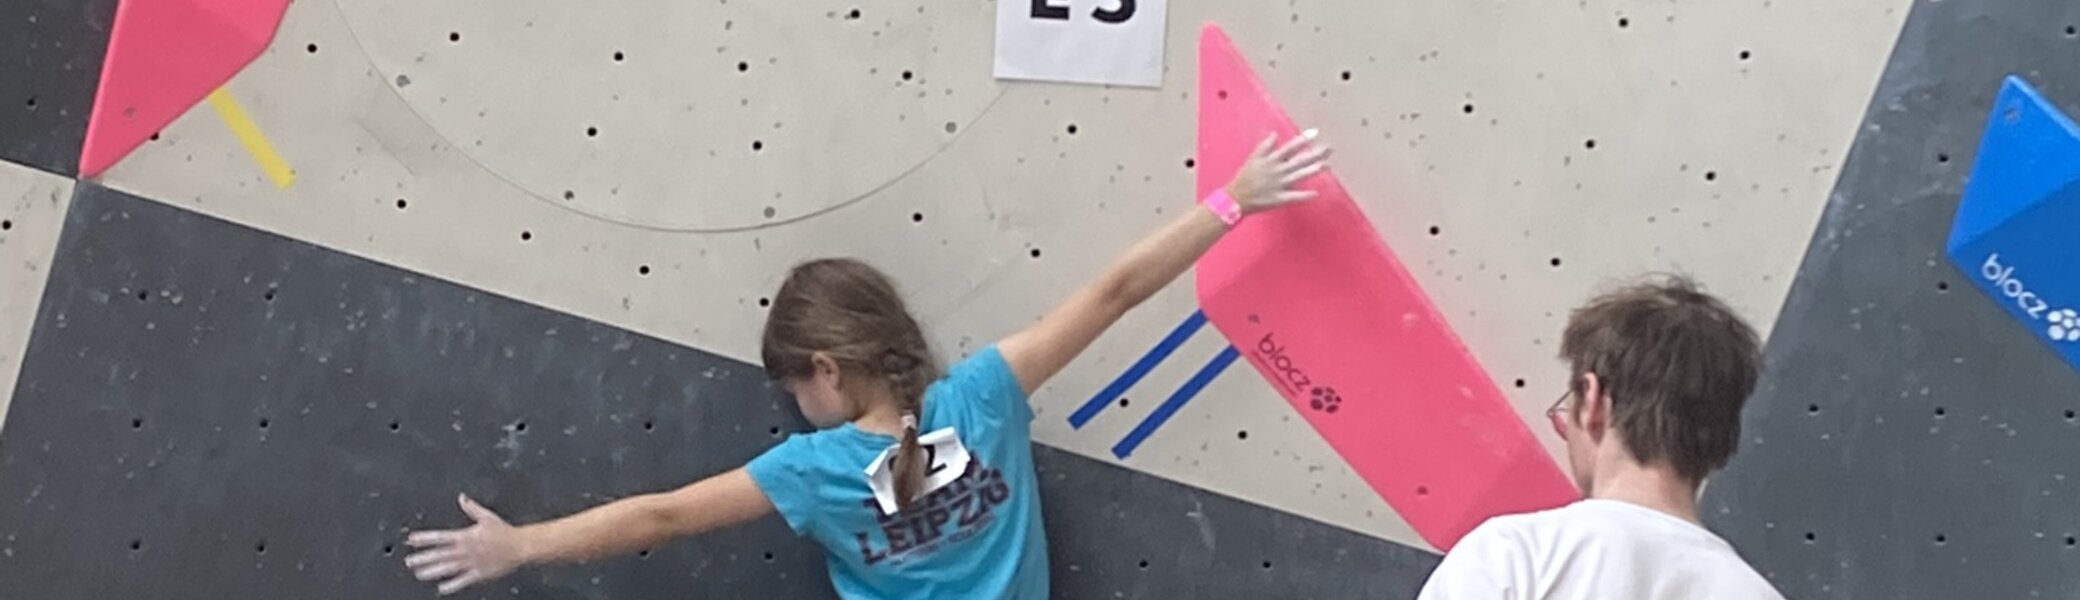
top-left (79, 0), bottom-right (292, 178)
top-left (1190, 24), bottom-right (1578, 551)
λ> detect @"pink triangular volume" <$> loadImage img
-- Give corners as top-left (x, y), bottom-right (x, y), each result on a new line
top-left (1190, 24), bottom-right (1578, 551)
top-left (78, 0), bottom-right (291, 178)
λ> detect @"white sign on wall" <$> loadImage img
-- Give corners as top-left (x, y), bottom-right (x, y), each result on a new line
top-left (993, 0), bottom-right (1168, 88)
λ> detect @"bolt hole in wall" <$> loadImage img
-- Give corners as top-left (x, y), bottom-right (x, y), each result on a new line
top-left (1184, 158), bottom-right (1196, 170)
top-left (758, 297), bottom-right (772, 308)
top-left (395, 198), bottom-right (408, 210)
top-left (911, 212), bottom-right (925, 223)
top-left (1936, 280), bottom-right (1950, 293)
top-left (613, 50), bottom-right (625, 63)
top-left (1, 219), bottom-right (11, 231)
top-left (1029, 248), bottom-right (1043, 259)
top-left (447, 31), bottom-right (460, 43)
top-left (305, 43), bottom-right (317, 54)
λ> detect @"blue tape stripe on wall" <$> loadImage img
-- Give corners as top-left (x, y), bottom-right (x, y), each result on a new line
top-left (1111, 345), bottom-right (1241, 459)
top-left (1068, 310), bottom-right (1209, 429)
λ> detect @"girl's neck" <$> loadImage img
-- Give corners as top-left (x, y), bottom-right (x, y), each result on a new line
top-left (848, 387), bottom-right (911, 437)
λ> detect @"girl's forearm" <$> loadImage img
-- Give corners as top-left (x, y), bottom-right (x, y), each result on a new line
top-left (1091, 205), bottom-right (1229, 312)
top-left (513, 494), bottom-right (680, 566)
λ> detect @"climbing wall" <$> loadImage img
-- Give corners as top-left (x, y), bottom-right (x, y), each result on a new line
top-left (1699, 2), bottom-right (2080, 598)
top-left (0, 163), bottom-right (74, 428)
top-left (0, 0), bottom-right (1926, 597)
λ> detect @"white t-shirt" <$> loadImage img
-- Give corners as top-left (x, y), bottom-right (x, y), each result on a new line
top-left (1415, 499), bottom-right (1785, 600)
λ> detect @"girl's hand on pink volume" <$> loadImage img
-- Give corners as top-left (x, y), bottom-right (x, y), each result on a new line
top-left (1224, 128), bottom-right (1333, 215)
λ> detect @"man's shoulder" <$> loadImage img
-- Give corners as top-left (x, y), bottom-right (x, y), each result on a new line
top-left (1460, 501), bottom-right (1583, 539)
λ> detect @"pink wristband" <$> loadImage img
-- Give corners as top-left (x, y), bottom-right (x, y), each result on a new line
top-left (1203, 189), bottom-right (1243, 226)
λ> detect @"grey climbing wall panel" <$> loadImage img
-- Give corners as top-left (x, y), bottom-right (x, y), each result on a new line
top-left (0, 182), bottom-right (835, 598)
top-left (0, 184), bottom-right (1436, 598)
top-left (0, 0), bottom-right (119, 176)
top-left (1699, 2), bottom-right (2080, 599)
top-left (1037, 443), bottom-right (1440, 598)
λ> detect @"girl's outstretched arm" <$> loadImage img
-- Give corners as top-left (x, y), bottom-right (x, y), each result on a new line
top-left (999, 130), bottom-right (1330, 396)
top-left (404, 468), bottom-right (773, 595)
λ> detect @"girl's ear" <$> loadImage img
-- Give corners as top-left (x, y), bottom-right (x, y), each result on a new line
top-left (810, 352), bottom-right (842, 384)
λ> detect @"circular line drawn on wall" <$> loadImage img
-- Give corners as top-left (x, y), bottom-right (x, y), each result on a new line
top-left (332, 0), bottom-right (1008, 233)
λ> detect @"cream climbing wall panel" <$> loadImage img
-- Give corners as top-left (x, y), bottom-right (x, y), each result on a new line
top-left (92, 0), bottom-right (1911, 551)
top-left (0, 162), bottom-right (76, 431)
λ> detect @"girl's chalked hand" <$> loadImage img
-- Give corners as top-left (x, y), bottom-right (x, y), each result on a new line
top-left (404, 494), bottom-right (525, 595)
top-left (1225, 128), bottom-right (1333, 214)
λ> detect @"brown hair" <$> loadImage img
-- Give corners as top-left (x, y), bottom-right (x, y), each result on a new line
top-left (1558, 273), bottom-right (1762, 484)
top-left (760, 258), bottom-right (940, 511)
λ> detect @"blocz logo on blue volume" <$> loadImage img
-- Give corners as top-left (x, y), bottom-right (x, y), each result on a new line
top-left (1981, 254), bottom-right (2080, 343)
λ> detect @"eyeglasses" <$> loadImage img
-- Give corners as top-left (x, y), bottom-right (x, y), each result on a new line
top-left (1545, 389), bottom-right (1573, 441)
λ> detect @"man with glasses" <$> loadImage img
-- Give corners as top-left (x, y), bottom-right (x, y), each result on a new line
top-left (1416, 275), bottom-right (1785, 599)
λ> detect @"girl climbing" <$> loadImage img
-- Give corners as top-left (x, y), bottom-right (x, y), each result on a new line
top-left (400, 129), bottom-right (1332, 598)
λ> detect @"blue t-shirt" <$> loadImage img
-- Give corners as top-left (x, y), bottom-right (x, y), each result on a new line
top-left (746, 346), bottom-right (1048, 600)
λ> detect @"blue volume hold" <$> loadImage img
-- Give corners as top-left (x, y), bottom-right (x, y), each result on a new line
top-left (1946, 75), bottom-right (2080, 373)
